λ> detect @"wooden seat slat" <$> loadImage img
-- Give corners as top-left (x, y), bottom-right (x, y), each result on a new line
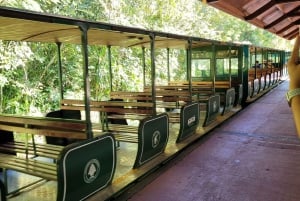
top-left (0, 153), bottom-right (57, 180)
top-left (113, 134), bottom-right (138, 143)
top-left (107, 124), bottom-right (138, 133)
top-left (0, 146), bottom-right (59, 159)
top-left (0, 124), bottom-right (86, 139)
top-left (0, 142), bottom-right (63, 159)
top-left (107, 114), bottom-right (147, 120)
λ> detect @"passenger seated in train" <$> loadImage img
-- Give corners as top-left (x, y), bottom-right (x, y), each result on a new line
top-left (45, 109), bottom-right (81, 146)
top-left (252, 60), bottom-right (261, 68)
top-left (107, 98), bottom-right (128, 125)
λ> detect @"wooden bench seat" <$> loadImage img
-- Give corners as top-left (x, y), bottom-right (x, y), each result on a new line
top-left (0, 133), bottom-right (116, 201)
top-left (0, 114), bottom-right (87, 161)
top-left (0, 114), bottom-right (98, 198)
top-left (61, 99), bottom-right (171, 168)
top-left (111, 90), bottom-right (201, 143)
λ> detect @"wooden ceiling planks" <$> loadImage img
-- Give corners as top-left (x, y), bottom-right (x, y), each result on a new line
top-left (205, 0), bottom-right (300, 40)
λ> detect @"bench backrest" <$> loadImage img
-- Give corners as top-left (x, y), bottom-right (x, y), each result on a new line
top-left (61, 99), bottom-right (154, 115)
top-left (169, 81), bottom-right (230, 90)
top-left (111, 90), bottom-right (191, 102)
top-left (0, 114), bottom-right (87, 140)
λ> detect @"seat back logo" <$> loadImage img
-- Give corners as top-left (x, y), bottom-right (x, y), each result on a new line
top-left (152, 130), bottom-right (161, 148)
top-left (187, 115), bottom-right (196, 126)
top-left (213, 100), bottom-right (217, 112)
top-left (83, 158), bottom-right (100, 183)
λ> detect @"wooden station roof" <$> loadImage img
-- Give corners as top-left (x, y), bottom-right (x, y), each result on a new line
top-left (206, 0), bottom-right (300, 40)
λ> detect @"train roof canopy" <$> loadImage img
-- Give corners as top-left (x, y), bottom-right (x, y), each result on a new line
top-left (0, 6), bottom-right (217, 49)
top-left (206, 0), bottom-right (300, 40)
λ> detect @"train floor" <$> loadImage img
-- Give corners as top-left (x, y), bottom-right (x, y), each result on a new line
top-left (115, 80), bottom-right (300, 201)
top-left (2, 80), bottom-right (298, 201)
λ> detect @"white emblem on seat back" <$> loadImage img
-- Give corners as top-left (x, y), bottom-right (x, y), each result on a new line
top-left (83, 159), bottom-right (100, 183)
top-left (152, 130), bottom-right (161, 148)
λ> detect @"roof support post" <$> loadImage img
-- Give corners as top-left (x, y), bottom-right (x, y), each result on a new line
top-left (187, 39), bottom-right (192, 101)
top-left (212, 44), bottom-right (216, 94)
top-left (56, 42), bottom-right (64, 100)
top-left (79, 24), bottom-right (93, 139)
top-left (107, 45), bottom-right (113, 91)
top-left (254, 47), bottom-right (257, 79)
top-left (149, 33), bottom-right (157, 116)
top-left (167, 48), bottom-right (170, 82)
top-left (142, 47), bottom-right (146, 87)
top-left (229, 46), bottom-right (232, 88)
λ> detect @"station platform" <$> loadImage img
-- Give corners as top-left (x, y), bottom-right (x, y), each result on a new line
top-left (118, 80), bottom-right (300, 201)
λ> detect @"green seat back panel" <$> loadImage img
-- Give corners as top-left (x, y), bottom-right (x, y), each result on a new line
top-left (248, 82), bottom-right (252, 99)
top-left (134, 113), bottom-right (169, 168)
top-left (222, 87), bottom-right (236, 115)
top-left (56, 134), bottom-right (116, 201)
top-left (203, 95), bottom-right (220, 127)
top-left (260, 77), bottom-right (265, 91)
top-left (252, 79), bottom-right (259, 97)
top-left (176, 102), bottom-right (199, 143)
top-left (270, 72), bottom-right (274, 83)
top-left (235, 84), bottom-right (243, 106)
top-left (265, 74), bottom-right (270, 88)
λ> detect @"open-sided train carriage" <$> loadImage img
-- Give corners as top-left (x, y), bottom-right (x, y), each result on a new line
top-left (0, 6), bottom-right (288, 201)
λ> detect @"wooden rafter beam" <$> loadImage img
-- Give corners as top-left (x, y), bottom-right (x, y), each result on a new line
top-left (283, 27), bottom-right (298, 39)
top-left (245, 0), bottom-right (300, 20)
top-left (264, 6), bottom-right (300, 29)
top-left (245, 1), bottom-right (276, 20)
top-left (276, 19), bottom-right (300, 34)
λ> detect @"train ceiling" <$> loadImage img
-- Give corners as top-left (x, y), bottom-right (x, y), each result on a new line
top-left (0, 7), bottom-right (215, 49)
top-left (205, 0), bottom-right (300, 40)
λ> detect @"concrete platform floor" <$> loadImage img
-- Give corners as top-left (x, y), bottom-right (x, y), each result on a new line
top-left (121, 80), bottom-right (300, 201)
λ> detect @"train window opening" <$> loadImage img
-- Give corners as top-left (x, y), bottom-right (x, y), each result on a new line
top-left (62, 43), bottom-right (84, 100)
top-left (88, 45), bottom-right (110, 101)
top-left (191, 50), bottom-right (212, 81)
top-left (231, 58), bottom-right (238, 76)
top-left (252, 54), bottom-right (263, 68)
top-left (168, 49), bottom-right (187, 82)
top-left (191, 58), bottom-right (211, 80)
top-left (216, 58), bottom-right (230, 79)
top-left (109, 46), bottom-right (146, 92)
top-left (215, 48), bottom-right (234, 80)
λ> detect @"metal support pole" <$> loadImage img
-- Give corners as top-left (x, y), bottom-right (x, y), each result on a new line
top-left (57, 42), bottom-right (64, 100)
top-left (187, 40), bottom-right (192, 101)
top-left (150, 33), bottom-right (156, 116)
top-left (167, 48), bottom-right (170, 82)
top-left (142, 47), bottom-right (146, 87)
top-left (80, 24), bottom-right (93, 139)
top-left (107, 45), bottom-right (113, 91)
top-left (212, 44), bottom-right (216, 94)
top-left (229, 46), bottom-right (232, 88)
top-left (254, 47), bottom-right (257, 79)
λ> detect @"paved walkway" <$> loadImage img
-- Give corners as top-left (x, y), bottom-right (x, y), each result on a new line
top-left (126, 80), bottom-right (300, 201)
